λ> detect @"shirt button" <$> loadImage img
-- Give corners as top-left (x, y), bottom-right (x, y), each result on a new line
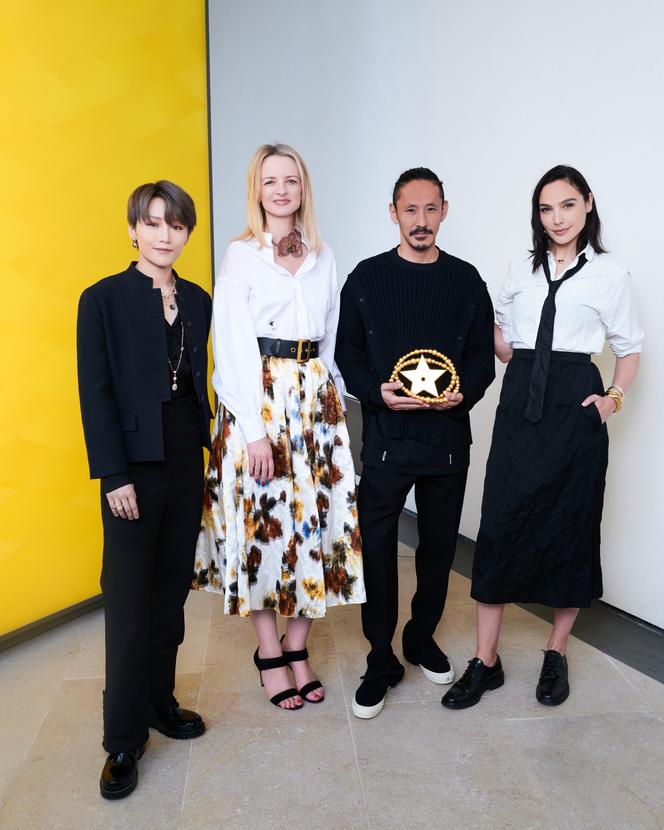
top-left (469, 304), bottom-right (475, 310)
top-left (192, 344), bottom-right (198, 353)
top-left (195, 370), bottom-right (201, 378)
top-left (359, 297), bottom-right (364, 303)
top-left (368, 329), bottom-right (374, 335)
top-left (457, 335), bottom-right (463, 341)
top-left (186, 320), bottom-right (192, 328)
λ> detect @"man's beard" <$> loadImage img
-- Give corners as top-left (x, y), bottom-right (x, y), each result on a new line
top-left (405, 229), bottom-right (434, 251)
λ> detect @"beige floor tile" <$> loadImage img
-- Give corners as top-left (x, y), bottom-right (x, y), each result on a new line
top-left (351, 699), bottom-right (555, 830)
top-left (0, 654), bottom-right (70, 800)
top-left (506, 711), bottom-right (664, 830)
top-left (63, 607), bottom-right (105, 680)
top-left (175, 590), bottom-right (215, 674)
top-left (180, 684), bottom-right (367, 830)
top-left (0, 673), bottom-right (202, 830)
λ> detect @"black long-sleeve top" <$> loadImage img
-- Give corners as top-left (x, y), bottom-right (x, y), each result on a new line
top-left (335, 248), bottom-right (495, 474)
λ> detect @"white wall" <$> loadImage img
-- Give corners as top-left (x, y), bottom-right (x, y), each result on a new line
top-left (208, 0), bottom-right (664, 627)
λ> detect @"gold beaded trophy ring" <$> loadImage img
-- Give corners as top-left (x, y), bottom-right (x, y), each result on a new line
top-left (390, 349), bottom-right (460, 403)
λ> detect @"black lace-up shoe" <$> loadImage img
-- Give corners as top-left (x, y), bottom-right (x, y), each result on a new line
top-left (536, 650), bottom-right (569, 706)
top-left (100, 744), bottom-right (145, 799)
top-left (147, 705), bottom-right (206, 739)
top-left (441, 656), bottom-right (504, 710)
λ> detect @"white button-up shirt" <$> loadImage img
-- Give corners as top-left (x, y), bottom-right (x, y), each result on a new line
top-left (211, 236), bottom-right (345, 443)
top-left (495, 245), bottom-right (643, 356)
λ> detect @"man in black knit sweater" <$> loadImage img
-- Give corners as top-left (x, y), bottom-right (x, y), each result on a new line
top-left (335, 167), bottom-right (495, 719)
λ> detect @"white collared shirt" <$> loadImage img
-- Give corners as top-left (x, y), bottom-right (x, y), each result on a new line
top-left (495, 245), bottom-right (643, 356)
top-left (211, 236), bottom-right (345, 443)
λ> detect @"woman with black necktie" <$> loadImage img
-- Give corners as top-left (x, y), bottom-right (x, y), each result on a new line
top-left (442, 165), bottom-right (642, 711)
top-left (77, 181), bottom-right (211, 799)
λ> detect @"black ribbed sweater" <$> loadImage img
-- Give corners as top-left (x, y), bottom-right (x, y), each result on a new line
top-left (335, 247), bottom-right (495, 473)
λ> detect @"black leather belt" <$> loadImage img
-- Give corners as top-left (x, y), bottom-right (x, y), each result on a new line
top-left (257, 337), bottom-right (320, 362)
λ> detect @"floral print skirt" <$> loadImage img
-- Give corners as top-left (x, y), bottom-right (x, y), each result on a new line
top-left (192, 356), bottom-right (366, 618)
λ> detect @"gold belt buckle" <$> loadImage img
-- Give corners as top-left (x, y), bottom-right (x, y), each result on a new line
top-left (296, 339), bottom-right (312, 363)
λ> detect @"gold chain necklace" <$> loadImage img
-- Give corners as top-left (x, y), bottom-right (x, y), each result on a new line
top-left (167, 320), bottom-right (185, 391)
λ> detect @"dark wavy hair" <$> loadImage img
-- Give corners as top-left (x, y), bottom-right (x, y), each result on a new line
top-left (392, 167), bottom-right (444, 206)
top-left (530, 165), bottom-right (606, 272)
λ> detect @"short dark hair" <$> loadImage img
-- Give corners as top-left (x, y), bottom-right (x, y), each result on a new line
top-left (392, 167), bottom-right (445, 206)
top-left (127, 180), bottom-right (197, 233)
top-left (530, 165), bottom-right (606, 272)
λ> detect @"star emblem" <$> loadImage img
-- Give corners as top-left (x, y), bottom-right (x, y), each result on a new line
top-left (400, 354), bottom-right (445, 397)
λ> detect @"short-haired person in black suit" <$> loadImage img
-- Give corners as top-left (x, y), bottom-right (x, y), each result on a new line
top-left (77, 181), bottom-right (212, 799)
top-left (335, 168), bottom-right (495, 719)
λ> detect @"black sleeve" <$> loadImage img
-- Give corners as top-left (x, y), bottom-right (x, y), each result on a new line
top-left (448, 281), bottom-right (496, 419)
top-left (102, 472), bottom-right (132, 493)
top-left (335, 274), bottom-right (386, 409)
top-left (77, 288), bottom-right (130, 481)
top-left (205, 289), bottom-right (212, 331)
top-left (196, 283), bottom-right (213, 332)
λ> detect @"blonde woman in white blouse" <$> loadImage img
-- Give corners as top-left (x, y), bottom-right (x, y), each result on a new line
top-left (443, 165), bottom-right (642, 711)
top-left (193, 144), bottom-right (365, 710)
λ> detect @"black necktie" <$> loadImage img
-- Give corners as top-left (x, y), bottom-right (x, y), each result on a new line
top-left (524, 253), bottom-right (587, 424)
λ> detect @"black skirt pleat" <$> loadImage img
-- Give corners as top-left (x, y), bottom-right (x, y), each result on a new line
top-left (471, 350), bottom-right (609, 608)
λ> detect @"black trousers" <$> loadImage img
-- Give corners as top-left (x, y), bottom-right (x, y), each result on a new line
top-left (358, 465), bottom-right (468, 680)
top-left (100, 397), bottom-right (204, 753)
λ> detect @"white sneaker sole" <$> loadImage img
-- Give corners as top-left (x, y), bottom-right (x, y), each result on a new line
top-left (352, 695), bottom-right (386, 720)
top-left (420, 664), bottom-right (455, 685)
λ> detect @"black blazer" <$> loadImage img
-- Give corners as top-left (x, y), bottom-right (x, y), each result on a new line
top-left (77, 262), bottom-right (212, 489)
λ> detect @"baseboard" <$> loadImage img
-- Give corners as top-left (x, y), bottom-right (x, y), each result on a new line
top-left (0, 594), bottom-right (104, 654)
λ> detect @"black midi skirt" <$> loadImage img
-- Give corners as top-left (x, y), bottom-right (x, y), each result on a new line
top-left (471, 350), bottom-right (609, 608)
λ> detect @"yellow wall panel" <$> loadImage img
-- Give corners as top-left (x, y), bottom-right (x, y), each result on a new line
top-left (0, 0), bottom-right (211, 635)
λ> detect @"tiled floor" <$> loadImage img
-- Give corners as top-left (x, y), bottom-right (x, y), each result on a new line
top-left (1, 547), bottom-right (663, 830)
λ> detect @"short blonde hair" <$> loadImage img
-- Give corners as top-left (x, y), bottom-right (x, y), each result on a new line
top-left (235, 143), bottom-right (321, 253)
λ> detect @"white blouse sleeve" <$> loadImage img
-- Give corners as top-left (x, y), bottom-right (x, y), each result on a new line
top-left (317, 254), bottom-right (347, 403)
top-left (600, 270), bottom-right (644, 357)
top-left (211, 245), bottom-right (266, 443)
top-left (494, 260), bottom-right (517, 343)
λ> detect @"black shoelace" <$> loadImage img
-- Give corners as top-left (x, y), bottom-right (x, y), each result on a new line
top-left (457, 658), bottom-right (484, 688)
top-left (540, 650), bottom-right (564, 679)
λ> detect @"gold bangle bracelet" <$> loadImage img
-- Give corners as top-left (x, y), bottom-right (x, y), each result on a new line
top-left (606, 392), bottom-right (622, 413)
top-left (607, 385), bottom-right (625, 400)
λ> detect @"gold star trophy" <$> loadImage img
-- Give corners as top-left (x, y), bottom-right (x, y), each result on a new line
top-left (390, 349), bottom-right (460, 404)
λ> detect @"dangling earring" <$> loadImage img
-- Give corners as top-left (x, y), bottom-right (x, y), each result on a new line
top-left (131, 238), bottom-right (138, 248)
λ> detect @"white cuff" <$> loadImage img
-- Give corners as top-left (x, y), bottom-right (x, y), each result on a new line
top-left (240, 414), bottom-right (267, 444)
